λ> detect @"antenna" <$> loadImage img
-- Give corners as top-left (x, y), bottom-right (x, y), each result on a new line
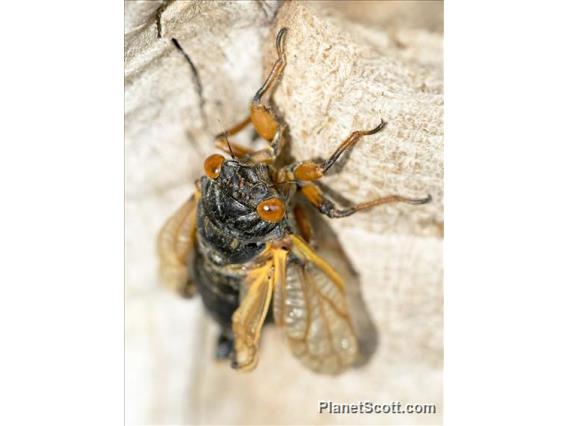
top-left (216, 116), bottom-right (236, 159)
top-left (223, 131), bottom-right (236, 159)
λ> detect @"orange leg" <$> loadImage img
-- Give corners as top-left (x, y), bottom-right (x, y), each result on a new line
top-left (213, 28), bottom-right (288, 163)
top-left (292, 120), bottom-right (386, 181)
top-left (292, 205), bottom-right (313, 243)
top-left (249, 27), bottom-right (288, 158)
top-left (252, 28), bottom-right (287, 106)
top-left (300, 183), bottom-right (431, 218)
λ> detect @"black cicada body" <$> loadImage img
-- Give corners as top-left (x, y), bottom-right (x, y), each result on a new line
top-left (194, 160), bottom-right (288, 353)
top-left (157, 28), bottom-right (430, 374)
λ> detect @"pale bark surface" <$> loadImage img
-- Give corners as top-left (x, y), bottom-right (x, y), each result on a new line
top-left (125, 1), bottom-right (443, 425)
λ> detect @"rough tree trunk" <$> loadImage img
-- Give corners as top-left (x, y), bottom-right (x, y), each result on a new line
top-left (126, 1), bottom-right (443, 424)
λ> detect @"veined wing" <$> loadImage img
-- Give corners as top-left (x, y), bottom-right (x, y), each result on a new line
top-left (156, 192), bottom-right (200, 297)
top-left (273, 235), bottom-right (358, 374)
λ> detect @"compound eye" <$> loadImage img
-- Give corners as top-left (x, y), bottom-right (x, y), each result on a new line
top-left (257, 197), bottom-right (286, 223)
top-left (204, 154), bottom-right (224, 179)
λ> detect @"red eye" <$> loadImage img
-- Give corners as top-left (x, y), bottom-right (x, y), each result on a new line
top-left (204, 154), bottom-right (224, 179)
top-left (257, 198), bottom-right (286, 223)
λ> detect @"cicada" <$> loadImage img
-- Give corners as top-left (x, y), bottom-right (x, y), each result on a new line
top-left (157, 28), bottom-right (430, 374)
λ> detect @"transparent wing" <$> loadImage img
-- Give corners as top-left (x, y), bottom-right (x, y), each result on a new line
top-left (273, 235), bottom-right (359, 374)
top-left (156, 192), bottom-right (199, 297)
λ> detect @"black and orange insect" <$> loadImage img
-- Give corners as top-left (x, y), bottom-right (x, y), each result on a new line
top-left (157, 28), bottom-right (431, 374)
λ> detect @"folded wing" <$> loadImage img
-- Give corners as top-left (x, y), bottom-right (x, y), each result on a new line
top-left (156, 192), bottom-right (200, 297)
top-left (232, 260), bottom-right (275, 372)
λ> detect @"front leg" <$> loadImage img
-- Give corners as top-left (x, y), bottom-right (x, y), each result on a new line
top-left (247, 27), bottom-right (288, 163)
top-left (213, 28), bottom-right (289, 163)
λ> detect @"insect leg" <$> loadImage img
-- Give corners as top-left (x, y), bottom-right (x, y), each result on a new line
top-left (250, 28), bottom-right (288, 149)
top-left (248, 123), bottom-right (287, 163)
top-left (252, 28), bottom-right (287, 103)
top-left (300, 183), bottom-right (431, 218)
top-left (213, 28), bottom-right (288, 162)
top-left (291, 120), bottom-right (387, 181)
top-left (292, 205), bottom-right (314, 243)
